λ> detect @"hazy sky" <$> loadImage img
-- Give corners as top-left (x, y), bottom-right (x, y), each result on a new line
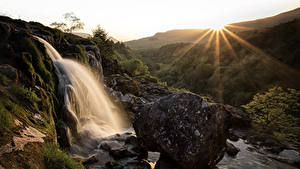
top-left (1, 0), bottom-right (299, 41)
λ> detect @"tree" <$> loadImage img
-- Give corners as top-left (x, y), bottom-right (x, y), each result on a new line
top-left (50, 12), bottom-right (84, 33)
top-left (242, 87), bottom-right (300, 143)
top-left (121, 59), bottom-right (150, 76)
top-left (92, 25), bottom-right (108, 41)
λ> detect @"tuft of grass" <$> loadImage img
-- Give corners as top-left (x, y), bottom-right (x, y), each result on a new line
top-left (0, 73), bottom-right (8, 85)
top-left (44, 143), bottom-right (84, 169)
top-left (0, 103), bottom-right (14, 130)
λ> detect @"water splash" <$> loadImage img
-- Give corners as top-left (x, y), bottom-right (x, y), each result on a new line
top-left (34, 36), bottom-right (127, 156)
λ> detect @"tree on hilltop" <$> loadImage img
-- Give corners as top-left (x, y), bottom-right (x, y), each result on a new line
top-left (50, 12), bottom-right (84, 33)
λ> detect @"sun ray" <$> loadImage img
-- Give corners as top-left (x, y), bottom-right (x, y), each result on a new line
top-left (179, 29), bottom-right (212, 58)
top-left (202, 30), bottom-right (216, 55)
top-left (220, 29), bottom-right (259, 92)
top-left (171, 29), bottom-right (214, 66)
top-left (226, 24), bottom-right (253, 31)
top-left (214, 30), bottom-right (223, 103)
top-left (219, 29), bottom-right (237, 58)
top-left (223, 27), bottom-right (300, 81)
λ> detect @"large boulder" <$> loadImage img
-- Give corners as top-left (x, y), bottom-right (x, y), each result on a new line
top-left (133, 93), bottom-right (229, 169)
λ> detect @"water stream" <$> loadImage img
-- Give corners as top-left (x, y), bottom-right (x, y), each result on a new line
top-left (35, 36), bottom-right (127, 157)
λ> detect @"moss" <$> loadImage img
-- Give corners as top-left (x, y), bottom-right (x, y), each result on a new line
top-left (0, 72), bottom-right (7, 85)
top-left (18, 37), bottom-right (55, 91)
top-left (0, 143), bottom-right (46, 169)
top-left (75, 45), bottom-right (88, 64)
top-left (0, 102), bottom-right (14, 131)
top-left (10, 84), bottom-right (41, 103)
top-left (44, 143), bottom-right (84, 169)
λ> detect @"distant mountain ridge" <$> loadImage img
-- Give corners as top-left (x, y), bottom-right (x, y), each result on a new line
top-left (231, 7), bottom-right (300, 29)
top-left (125, 29), bottom-right (209, 50)
top-left (125, 7), bottom-right (300, 50)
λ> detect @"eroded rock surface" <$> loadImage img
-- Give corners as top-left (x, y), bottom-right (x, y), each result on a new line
top-left (133, 92), bottom-right (229, 169)
top-left (80, 131), bottom-right (151, 169)
top-left (0, 126), bottom-right (45, 156)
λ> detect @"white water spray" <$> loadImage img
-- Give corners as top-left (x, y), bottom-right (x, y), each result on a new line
top-left (35, 36), bottom-right (126, 156)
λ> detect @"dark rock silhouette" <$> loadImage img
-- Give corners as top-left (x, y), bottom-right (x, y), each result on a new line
top-left (134, 93), bottom-right (229, 169)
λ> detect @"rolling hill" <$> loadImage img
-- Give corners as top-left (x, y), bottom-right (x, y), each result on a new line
top-left (138, 19), bottom-right (300, 106)
top-left (125, 7), bottom-right (300, 50)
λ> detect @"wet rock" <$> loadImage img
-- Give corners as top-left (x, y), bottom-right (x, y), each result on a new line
top-left (247, 134), bottom-right (285, 154)
top-left (83, 155), bottom-right (99, 165)
top-left (105, 74), bottom-right (141, 96)
top-left (61, 105), bottom-right (79, 137)
top-left (85, 132), bottom-right (149, 169)
top-left (100, 140), bottom-right (124, 152)
top-left (110, 147), bottom-right (136, 159)
top-left (155, 154), bottom-right (180, 169)
top-left (0, 64), bottom-right (18, 82)
top-left (226, 141), bottom-right (240, 157)
top-left (105, 161), bottom-right (124, 169)
top-left (133, 92), bottom-right (229, 169)
top-left (56, 120), bottom-right (71, 148)
top-left (224, 105), bottom-right (251, 129)
top-left (86, 50), bottom-right (103, 79)
top-left (228, 130), bottom-right (240, 142)
top-left (0, 22), bottom-right (12, 41)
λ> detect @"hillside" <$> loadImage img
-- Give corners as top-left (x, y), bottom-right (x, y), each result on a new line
top-left (124, 29), bottom-right (209, 50)
top-left (125, 7), bottom-right (300, 50)
top-left (139, 19), bottom-right (300, 106)
top-left (230, 7), bottom-right (300, 30)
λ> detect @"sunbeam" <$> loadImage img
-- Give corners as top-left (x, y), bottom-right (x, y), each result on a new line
top-left (172, 29), bottom-right (213, 65)
top-left (202, 30), bottom-right (216, 55)
top-left (223, 27), bottom-right (300, 82)
top-left (226, 24), bottom-right (254, 31)
top-left (220, 29), bottom-right (237, 58)
top-left (214, 30), bottom-right (223, 103)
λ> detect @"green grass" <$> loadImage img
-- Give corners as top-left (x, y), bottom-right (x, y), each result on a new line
top-left (0, 102), bottom-right (14, 130)
top-left (44, 143), bottom-right (84, 169)
top-left (10, 84), bottom-right (41, 103)
top-left (0, 72), bottom-right (8, 85)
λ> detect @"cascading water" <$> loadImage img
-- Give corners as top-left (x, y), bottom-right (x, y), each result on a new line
top-left (34, 36), bottom-right (127, 157)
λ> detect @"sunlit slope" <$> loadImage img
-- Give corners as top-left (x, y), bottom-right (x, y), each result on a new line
top-left (125, 29), bottom-right (208, 50)
top-left (125, 7), bottom-right (300, 50)
top-left (139, 19), bottom-right (300, 106)
top-left (228, 7), bottom-right (300, 31)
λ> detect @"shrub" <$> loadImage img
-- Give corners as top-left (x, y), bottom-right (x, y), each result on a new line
top-left (121, 58), bottom-right (150, 76)
top-left (242, 87), bottom-right (300, 144)
top-left (44, 143), bottom-right (84, 169)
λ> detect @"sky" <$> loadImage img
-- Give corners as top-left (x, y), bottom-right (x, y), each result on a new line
top-left (1, 0), bottom-right (299, 41)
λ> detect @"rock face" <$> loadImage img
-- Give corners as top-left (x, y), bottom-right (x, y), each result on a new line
top-left (80, 131), bottom-right (151, 169)
top-left (0, 64), bottom-right (18, 82)
top-left (133, 93), bottom-right (229, 169)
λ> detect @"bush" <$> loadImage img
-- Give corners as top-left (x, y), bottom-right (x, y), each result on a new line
top-left (44, 143), bottom-right (84, 169)
top-left (121, 58), bottom-right (150, 76)
top-left (242, 87), bottom-right (300, 144)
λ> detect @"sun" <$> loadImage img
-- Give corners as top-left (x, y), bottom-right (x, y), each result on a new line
top-left (210, 23), bottom-right (226, 31)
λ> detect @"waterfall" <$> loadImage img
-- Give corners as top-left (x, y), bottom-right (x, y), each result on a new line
top-left (34, 36), bottom-right (127, 157)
